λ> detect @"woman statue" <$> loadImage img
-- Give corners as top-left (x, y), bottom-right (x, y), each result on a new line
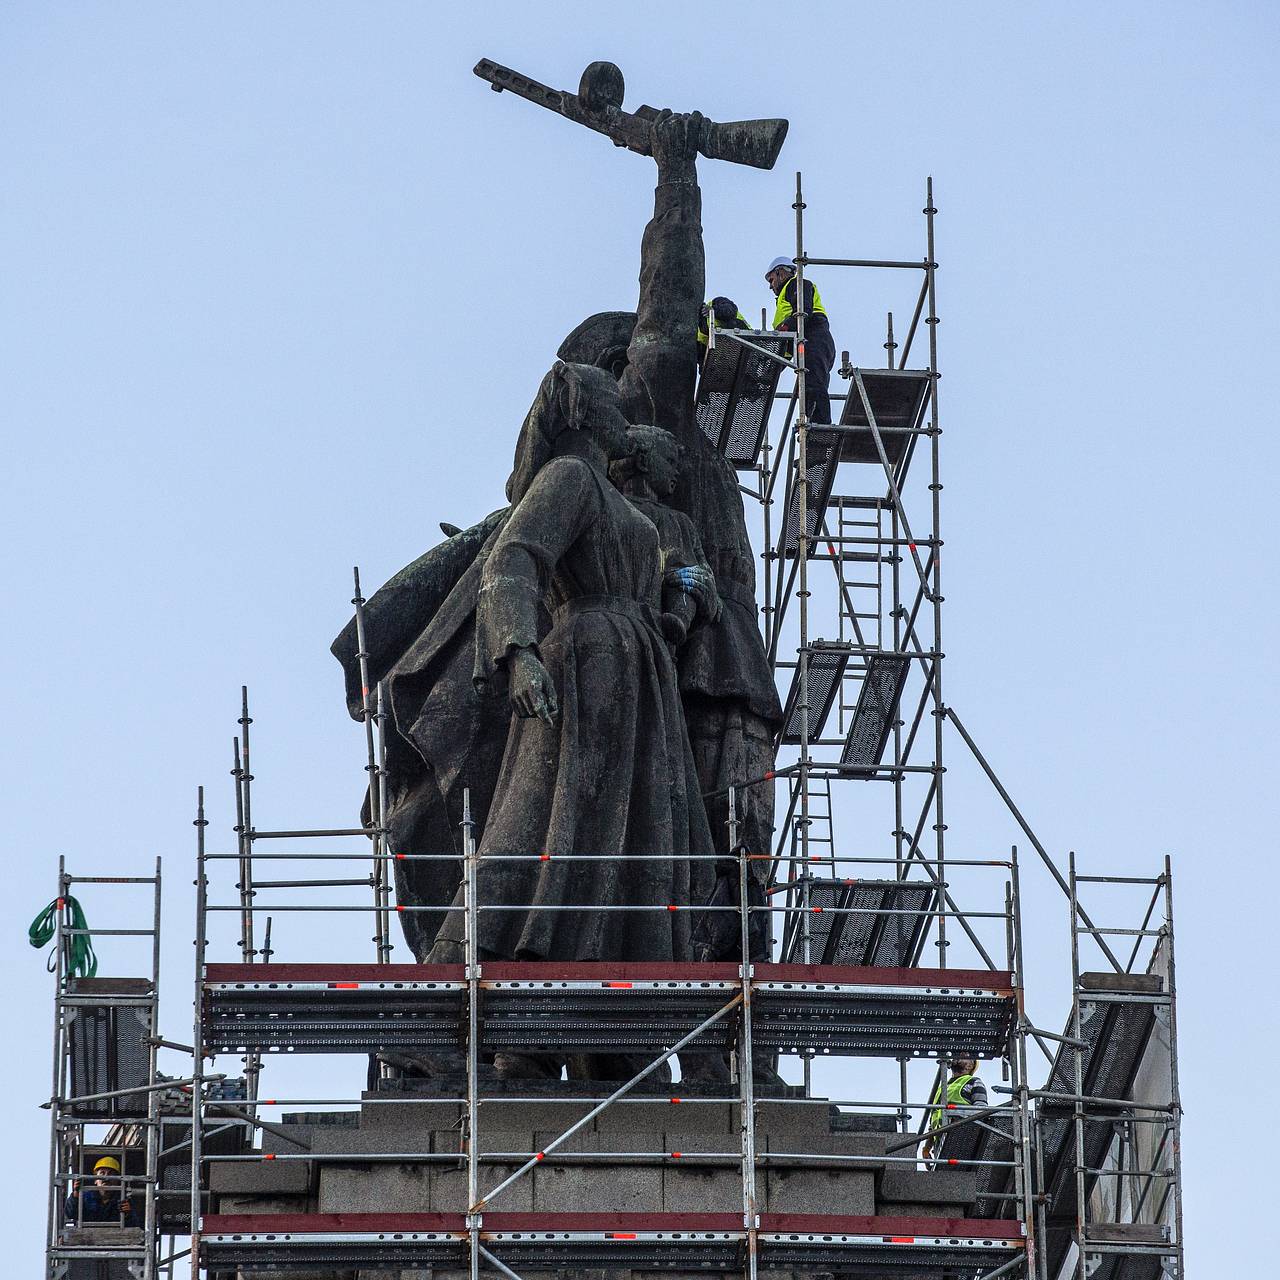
top-left (428, 361), bottom-right (715, 985)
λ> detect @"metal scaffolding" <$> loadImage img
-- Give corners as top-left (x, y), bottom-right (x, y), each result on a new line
top-left (189, 794), bottom-right (1034, 1278)
top-left (43, 859), bottom-right (175, 1280)
top-left (43, 176), bottom-right (1185, 1280)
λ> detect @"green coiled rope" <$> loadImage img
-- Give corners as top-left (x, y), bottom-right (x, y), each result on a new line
top-left (28, 896), bottom-right (98, 979)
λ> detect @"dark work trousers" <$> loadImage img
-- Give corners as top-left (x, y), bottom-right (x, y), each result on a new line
top-left (801, 321), bottom-right (836, 424)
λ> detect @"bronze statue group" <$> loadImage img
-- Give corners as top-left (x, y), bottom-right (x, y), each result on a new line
top-left (333, 109), bottom-right (812, 1084)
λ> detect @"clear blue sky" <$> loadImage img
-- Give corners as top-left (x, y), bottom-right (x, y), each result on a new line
top-left (3, 3), bottom-right (1275, 1272)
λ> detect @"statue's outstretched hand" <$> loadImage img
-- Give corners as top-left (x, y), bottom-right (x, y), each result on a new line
top-left (667, 564), bottom-right (722, 624)
top-left (652, 108), bottom-right (704, 172)
top-left (509, 647), bottom-right (559, 725)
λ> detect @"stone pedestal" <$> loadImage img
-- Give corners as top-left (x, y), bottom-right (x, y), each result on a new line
top-left (211, 1080), bottom-right (980, 1278)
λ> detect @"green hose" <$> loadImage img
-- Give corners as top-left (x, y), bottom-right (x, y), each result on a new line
top-left (28, 896), bottom-right (98, 979)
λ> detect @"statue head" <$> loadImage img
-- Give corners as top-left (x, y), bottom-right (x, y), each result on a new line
top-left (506, 361), bottom-right (630, 503)
top-left (609, 425), bottom-right (682, 502)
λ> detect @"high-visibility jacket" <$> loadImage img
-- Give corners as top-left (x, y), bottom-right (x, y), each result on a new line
top-left (929, 1073), bottom-right (981, 1131)
top-left (772, 274), bottom-right (828, 332)
top-left (697, 298), bottom-right (750, 347)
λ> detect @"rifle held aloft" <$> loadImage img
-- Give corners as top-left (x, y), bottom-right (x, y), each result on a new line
top-left (474, 58), bottom-right (788, 172)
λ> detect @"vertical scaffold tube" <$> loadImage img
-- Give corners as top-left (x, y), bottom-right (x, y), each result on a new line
top-left (463, 789), bottom-right (480, 1280)
top-left (1162, 857), bottom-right (1184, 1273)
top-left (374, 682), bottom-right (392, 960)
top-left (924, 178), bottom-right (947, 971)
top-left (732, 788), bottom-right (759, 1280)
top-left (1068, 852), bottom-right (1087, 1278)
top-left (45, 858), bottom-right (68, 1278)
top-left (1009, 846), bottom-right (1038, 1278)
top-left (793, 170), bottom-right (812, 1098)
top-left (190, 789), bottom-right (208, 1280)
top-left (352, 569), bottom-right (392, 964)
top-left (142, 855), bottom-right (162, 1280)
top-left (237, 687), bottom-right (255, 962)
top-left (237, 688), bottom-right (260, 1107)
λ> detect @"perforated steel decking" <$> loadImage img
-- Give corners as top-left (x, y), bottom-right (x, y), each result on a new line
top-left (203, 962), bottom-right (1016, 1060)
top-left (778, 640), bottom-right (850, 744)
top-left (1038, 973), bottom-right (1167, 1279)
top-left (778, 427), bottom-right (841, 559)
top-left (201, 1211), bottom-right (1024, 1274)
top-left (837, 367), bottom-right (933, 465)
top-left (841, 652), bottom-right (910, 777)
top-left (695, 329), bottom-right (792, 468)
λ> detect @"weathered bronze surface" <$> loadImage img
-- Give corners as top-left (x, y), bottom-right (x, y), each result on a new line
top-left (333, 75), bottom-right (787, 1003)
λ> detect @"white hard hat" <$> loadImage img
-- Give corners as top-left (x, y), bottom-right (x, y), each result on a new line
top-left (766, 255), bottom-right (794, 276)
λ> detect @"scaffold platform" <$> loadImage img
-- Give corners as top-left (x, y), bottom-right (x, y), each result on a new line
top-left (202, 961), bottom-right (1016, 1060)
top-left (695, 329), bottom-right (792, 468)
top-left (778, 639), bottom-right (850, 744)
top-left (1039, 973), bottom-right (1164, 1214)
top-left (841, 651), bottom-right (910, 776)
top-left (780, 877), bottom-right (935, 968)
top-left (834, 367), bottom-right (932, 465)
top-left (200, 1211), bottom-right (1024, 1274)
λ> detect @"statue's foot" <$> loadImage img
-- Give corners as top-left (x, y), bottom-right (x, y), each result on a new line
top-left (678, 1053), bottom-right (733, 1085)
top-left (375, 1048), bottom-right (466, 1078)
top-left (751, 1054), bottom-right (789, 1093)
top-left (494, 1052), bottom-right (565, 1080)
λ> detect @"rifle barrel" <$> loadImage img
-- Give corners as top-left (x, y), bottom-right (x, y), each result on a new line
top-left (474, 59), bottom-right (568, 114)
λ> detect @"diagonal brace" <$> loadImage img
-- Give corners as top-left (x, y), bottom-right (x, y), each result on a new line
top-left (473, 992), bottom-right (744, 1211)
top-left (946, 706), bottom-right (1125, 973)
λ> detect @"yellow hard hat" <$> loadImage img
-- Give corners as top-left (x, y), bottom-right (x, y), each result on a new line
top-left (93, 1156), bottom-right (121, 1174)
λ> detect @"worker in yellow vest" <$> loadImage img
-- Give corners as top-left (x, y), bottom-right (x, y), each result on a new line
top-left (696, 295), bottom-right (750, 364)
top-left (766, 255), bottom-right (836, 423)
top-left (921, 1057), bottom-right (988, 1164)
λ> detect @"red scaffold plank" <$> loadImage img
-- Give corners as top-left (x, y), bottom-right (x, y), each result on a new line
top-left (759, 1213), bottom-right (1024, 1240)
top-left (481, 961), bottom-right (741, 982)
top-left (757, 963), bottom-right (1015, 992)
top-left (204, 963), bottom-right (464, 983)
top-left (203, 1212), bottom-right (464, 1234)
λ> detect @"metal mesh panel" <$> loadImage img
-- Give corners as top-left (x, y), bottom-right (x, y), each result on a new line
top-left (779, 642), bottom-right (849, 743)
top-left (1040, 988), bottom-right (1160, 1231)
top-left (695, 331), bottom-right (790, 468)
top-left (779, 429), bottom-right (840, 557)
top-left (782, 878), bottom-right (935, 968)
top-left (63, 1255), bottom-right (143, 1279)
top-left (837, 368), bottom-right (932, 465)
top-left (66, 997), bottom-right (152, 1119)
top-left (841, 654), bottom-right (910, 776)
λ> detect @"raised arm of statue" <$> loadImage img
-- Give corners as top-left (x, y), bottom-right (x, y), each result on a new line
top-left (619, 110), bottom-right (706, 443)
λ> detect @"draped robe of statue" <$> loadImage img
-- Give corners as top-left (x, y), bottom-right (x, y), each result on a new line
top-left (330, 511), bottom-right (511, 959)
top-left (429, 371), bottom-right (716, 965)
